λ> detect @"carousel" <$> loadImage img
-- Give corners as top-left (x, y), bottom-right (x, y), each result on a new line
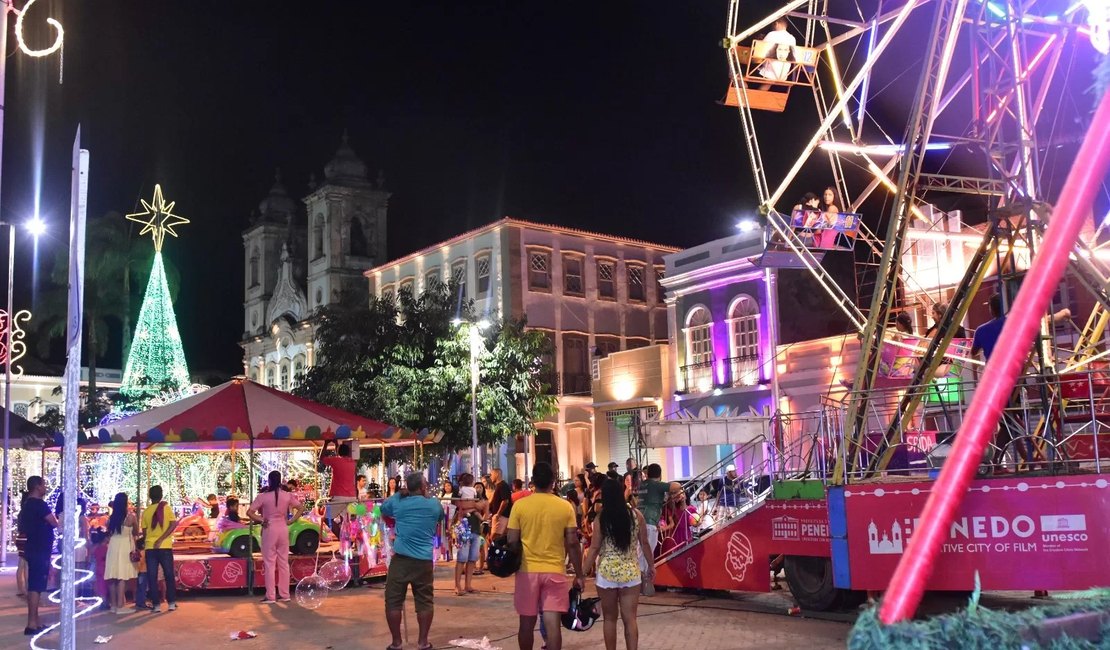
top-left (41, 377), bottom-right (441, 591)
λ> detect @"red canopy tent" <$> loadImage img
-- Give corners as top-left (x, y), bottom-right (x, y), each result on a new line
top-left (86, 378), bottom-right (442, 448)
top-left (48, 378), bottom-right (441, 521)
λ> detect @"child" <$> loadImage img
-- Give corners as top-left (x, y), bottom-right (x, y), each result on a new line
top-left (132, 534), bottom-right (151, 611)
top-left (216, 497), bottom-right (248, 534)
top-left (89, 528), bottom-right (110, 609)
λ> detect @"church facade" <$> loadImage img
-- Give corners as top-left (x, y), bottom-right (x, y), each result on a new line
top-left (239, 134), bottom-right (389, 388)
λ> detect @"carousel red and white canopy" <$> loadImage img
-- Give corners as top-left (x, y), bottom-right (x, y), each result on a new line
top-left (94, 378), bottom-right (439, 447)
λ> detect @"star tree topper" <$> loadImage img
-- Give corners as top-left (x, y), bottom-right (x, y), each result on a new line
top-left (126, 184), bottom-right (189, 251)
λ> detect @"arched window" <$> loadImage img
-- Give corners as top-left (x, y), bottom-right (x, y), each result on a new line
top-left (266, 364), bottom-right (276, 388)
top-left (250, 367), bottom-right (260, 383)
top-left (313, 215), bottom-right (325, 259)
top-left (293, 354), bottom-right (306, 387)
top-left (425, 269), bottom-right (440, 292)
top-left (683, 306), bottom-right (714, 392)
top-left (729, 296), bottom-right (761, 386)
top-left (349, 218), bottom-right (369, 257)
top-left (280, 361), bottom-right (291, 392)
top-left (248, 247), bottom-right (260, 287)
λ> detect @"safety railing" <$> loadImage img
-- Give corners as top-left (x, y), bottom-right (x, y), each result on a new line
top-left (819, 369), bottom-right (1108, 483)
top-left (771, 409), bottom-right (834, 483)
top-left (654, 436), bottom-right (775, 565)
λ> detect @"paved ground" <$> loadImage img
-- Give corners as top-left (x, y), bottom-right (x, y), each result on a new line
top-left (0, 566), bottom-right (852, 650)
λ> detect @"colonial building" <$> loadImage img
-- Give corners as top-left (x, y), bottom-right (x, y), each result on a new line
top-left (240, 134), bottom-right (390, 387)
top-left (366, 218), bottom-right (678, 480)
top-left (7, 367), bottom-right (123, 423)
top-left (607, 205), bottom-right (1103, 483)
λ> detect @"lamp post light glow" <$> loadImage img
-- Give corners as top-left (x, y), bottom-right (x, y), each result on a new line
top-left (26, 216), bottom-right (46, 237)
top-left (458, 318), bottom-right (491, 476)
top-left (736, 218), bottom-right (758, 232)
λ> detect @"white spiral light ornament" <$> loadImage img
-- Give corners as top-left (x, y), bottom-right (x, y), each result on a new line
top-left (30, 533), bottom-right (102, 649)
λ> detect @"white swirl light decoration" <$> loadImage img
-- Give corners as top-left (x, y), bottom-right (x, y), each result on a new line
top-left (30, 534), bottom-right (101, 650)
top-left (9, 309), bottom-right (32, 378)
top-left (14, 0), bottom-right (64, 58)
top-left (0, 308), bottom-right (31, 377)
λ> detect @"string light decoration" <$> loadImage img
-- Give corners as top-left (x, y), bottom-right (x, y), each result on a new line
top-left (13, 0), bottom-right (64, 58)
top-left (125, 184), bottom-right (189, 253)
top-left (62, 450), bottom-right (319, 511)
top-left (120, 186), bottom-right (191, 403)
top-left (0, 308), bottom-right (30, 376)
top-left (31, 528), bottom-right (98, 650)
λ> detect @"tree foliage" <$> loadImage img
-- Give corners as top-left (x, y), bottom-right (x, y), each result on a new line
top-left (296, 282), bottom-right (557, 451)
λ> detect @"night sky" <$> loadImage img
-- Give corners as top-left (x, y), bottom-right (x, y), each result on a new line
top-left (3, 1), bottom-right (1101, 376)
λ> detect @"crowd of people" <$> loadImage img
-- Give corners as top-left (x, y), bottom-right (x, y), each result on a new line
top-left (17, 450), bottom-right (700, 650)
top-left (16, 476), bottom-right (186, 635)
top-left (376, 456), bottom-right (712, 650)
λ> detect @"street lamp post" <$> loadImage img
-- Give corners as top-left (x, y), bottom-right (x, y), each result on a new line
top-left (1, 223), bottom-right (12, 569)
top-left (457, 318), bottom-right (490, 477)
top-left (0, 218), bottom-right (43, 568)
top-left (469, 328), bottom-right (479, 476)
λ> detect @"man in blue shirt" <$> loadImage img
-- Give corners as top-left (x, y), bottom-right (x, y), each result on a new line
top-left (380, 472), bottom-right (444, 650)
top-left (20, 476), bottom-right (59, 636)
top-left (971, 293), bottom-right (1006, 360)
top-left (970, 292), bottom-right (1032, 468)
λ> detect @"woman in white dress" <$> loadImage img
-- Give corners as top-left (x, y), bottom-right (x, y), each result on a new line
top-left (103, 492), bottom-right (139, 614)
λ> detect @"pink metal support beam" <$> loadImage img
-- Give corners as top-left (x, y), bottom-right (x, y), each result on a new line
top-left (879, 87), bottom-right (1110, 624)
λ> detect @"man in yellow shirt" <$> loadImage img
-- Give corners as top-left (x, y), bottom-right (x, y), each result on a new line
top-left (507, 462), bottom-right (584, 650)
top-left (140, 485), bottom-right (178, 613)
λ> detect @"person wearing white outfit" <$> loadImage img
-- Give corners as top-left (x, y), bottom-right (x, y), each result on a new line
top-left (759, 18), bottom-right (797, 82)
top-left (103, 493), bottom-right (140, 614)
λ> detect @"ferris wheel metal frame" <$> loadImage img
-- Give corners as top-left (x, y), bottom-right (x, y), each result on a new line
top-left (724, 0), bottom-right (1107, 481)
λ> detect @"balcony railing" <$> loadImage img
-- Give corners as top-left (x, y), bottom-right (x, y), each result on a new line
top-left (680, 359), bottom-right (716, 393)
top-left (538, 371), bottom-right (593, 396)
top-left (562, 373), bottom-right (592, 396)
top-left (727, 354), bottom-right (761, 387)
top-left (679, 355), bottom-right (764, 394)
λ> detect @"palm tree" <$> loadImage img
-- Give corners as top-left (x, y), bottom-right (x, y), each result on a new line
top-left (36, 213), bottom-right (151, 420)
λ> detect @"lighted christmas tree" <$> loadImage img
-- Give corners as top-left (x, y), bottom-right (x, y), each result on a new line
top-left (120, 185), bottom-right (191, 403)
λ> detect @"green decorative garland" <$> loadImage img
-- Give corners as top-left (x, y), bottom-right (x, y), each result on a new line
top-left (849, 590), bottom-right (1110, 650)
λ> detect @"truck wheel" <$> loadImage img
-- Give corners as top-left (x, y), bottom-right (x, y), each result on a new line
top-left (784, 555), bottom-right (864, 611)
top-left (228, 536), bottom-right (258, 558)
top-left (293, 529), bottom-right (320, 555)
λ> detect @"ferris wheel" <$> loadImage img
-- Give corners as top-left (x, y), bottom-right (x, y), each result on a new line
top-left (723, 0), bottom-right (1110, 477)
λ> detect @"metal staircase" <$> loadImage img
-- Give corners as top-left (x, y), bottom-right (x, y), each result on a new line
top-left (653, 430), bottom-right (818, 565)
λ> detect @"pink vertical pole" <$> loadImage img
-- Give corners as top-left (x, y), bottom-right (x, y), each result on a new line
top-left (879, 88), bottom-right (1110, 624)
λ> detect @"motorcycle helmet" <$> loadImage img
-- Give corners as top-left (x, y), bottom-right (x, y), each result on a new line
top-left (560, 586), bottom-right (601, 631)
top-left (486, 538), bottom-right (521, 578)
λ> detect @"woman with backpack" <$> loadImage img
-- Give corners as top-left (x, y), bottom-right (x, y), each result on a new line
top-left (583, 478), bottom-right (654, 650)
